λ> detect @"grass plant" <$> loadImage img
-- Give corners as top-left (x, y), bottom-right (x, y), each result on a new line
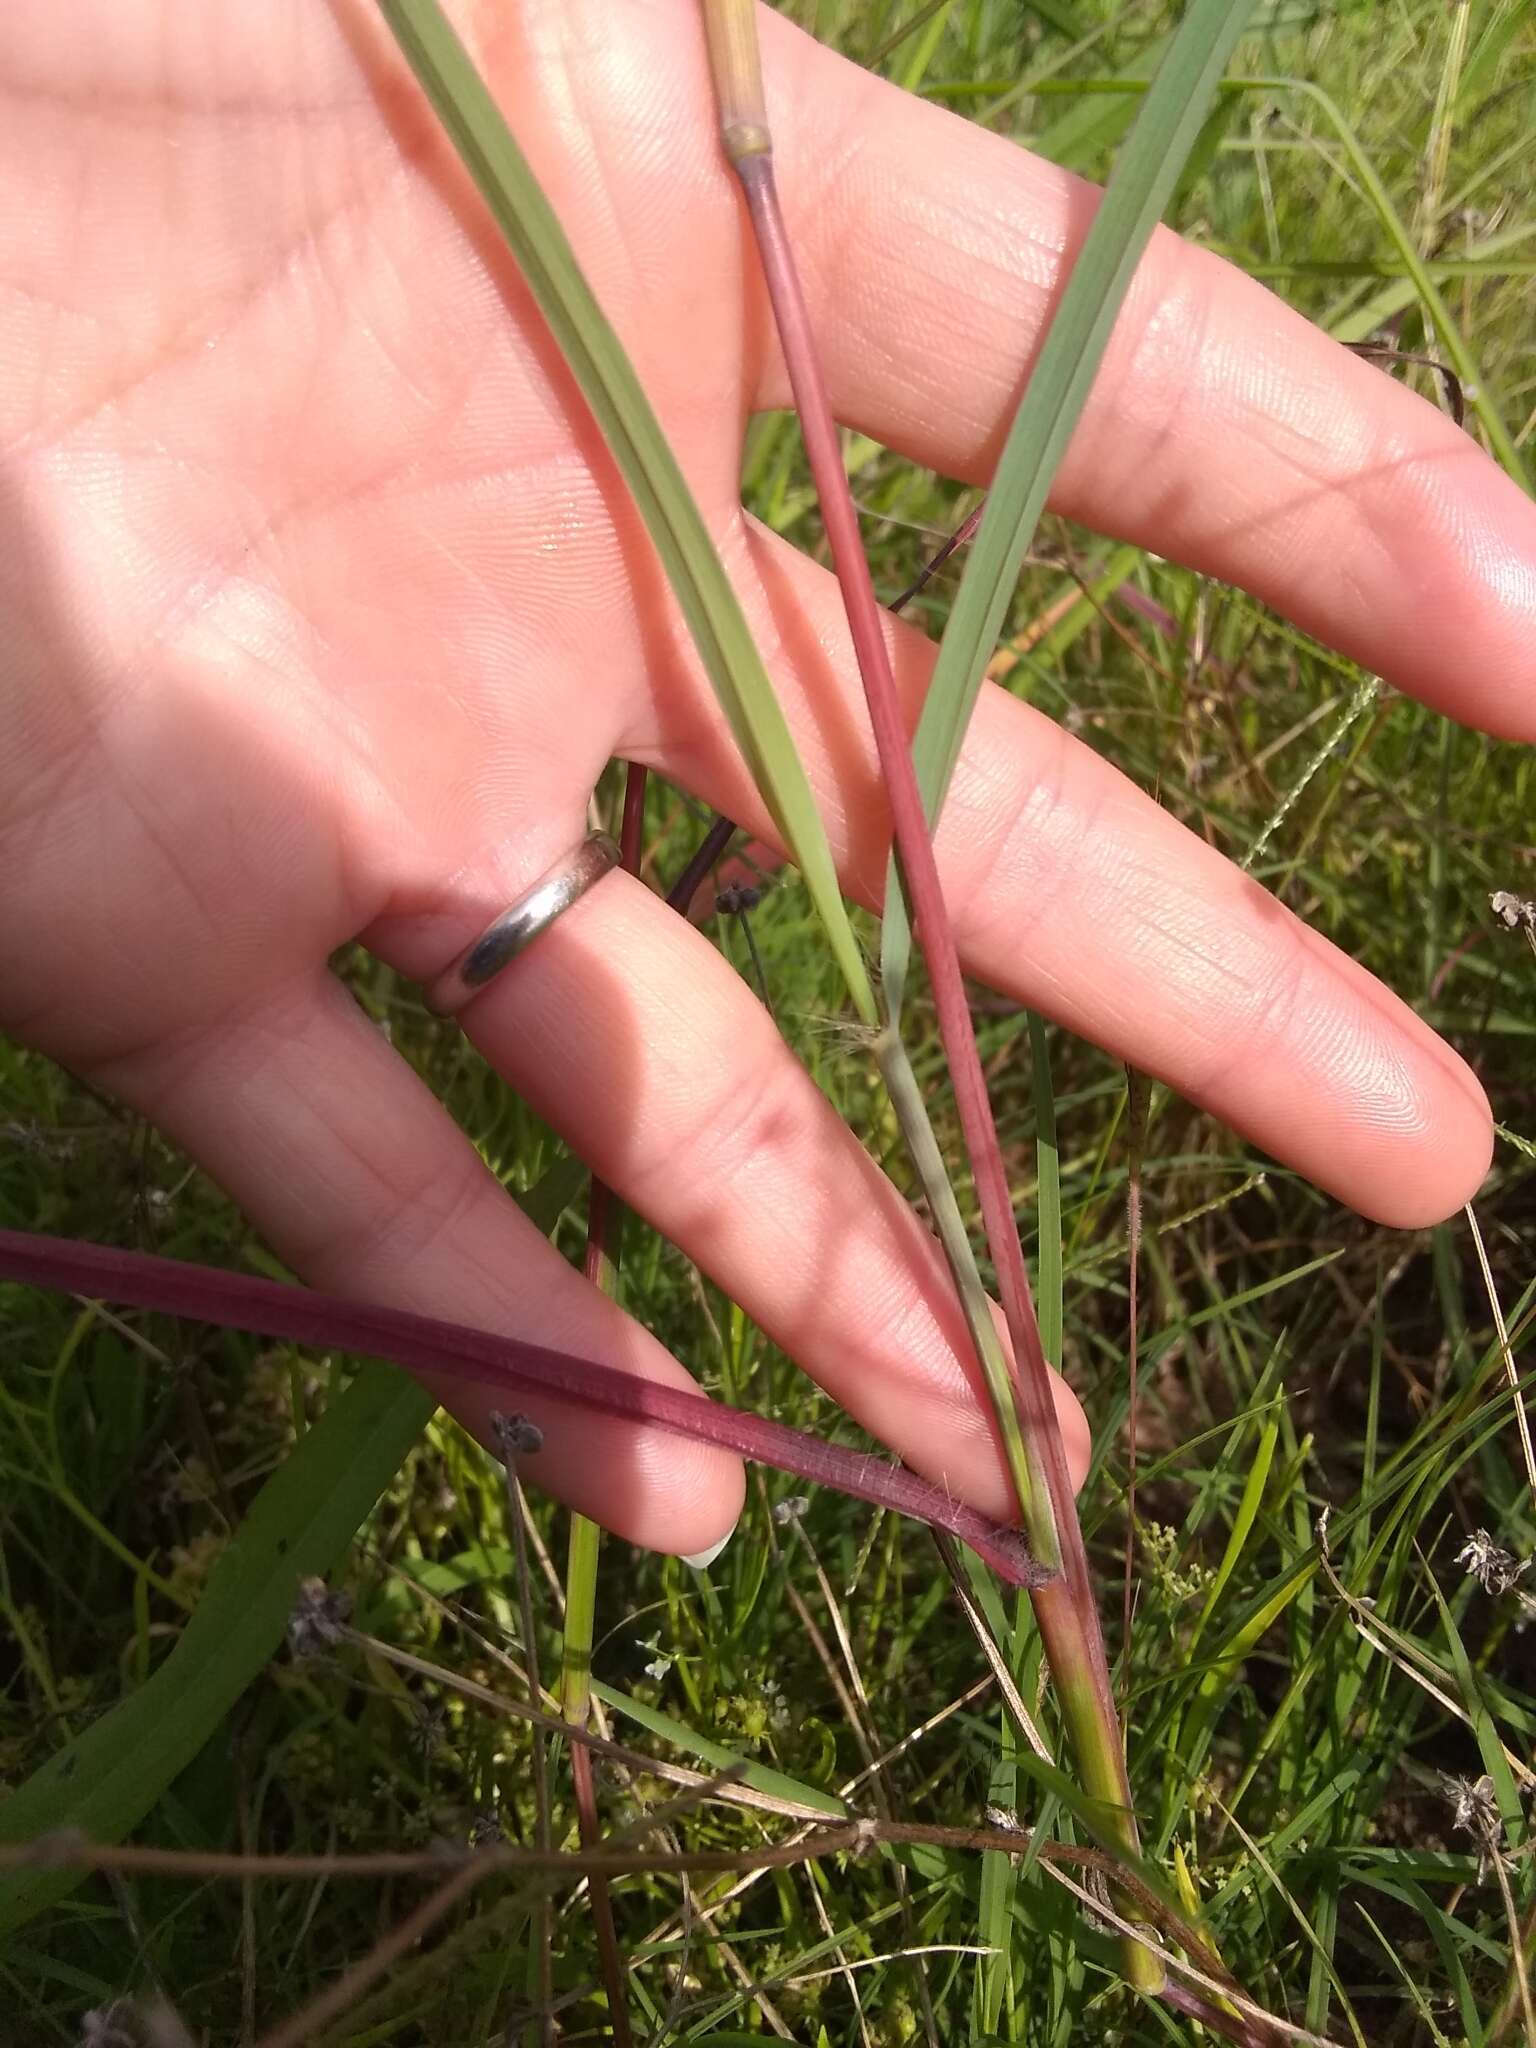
top-left (1, 1), bottom-right (1533, 2041)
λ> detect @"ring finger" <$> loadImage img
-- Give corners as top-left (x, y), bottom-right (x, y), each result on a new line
top-left (376, 852), bottom-right (1092, 1533)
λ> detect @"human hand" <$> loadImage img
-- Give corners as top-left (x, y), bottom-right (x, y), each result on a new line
top-left (2, 2), bottom-right (1532, 1560)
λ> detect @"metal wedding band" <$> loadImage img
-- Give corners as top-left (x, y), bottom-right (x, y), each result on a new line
top-left (425, 830), bottom-right (621, 1018)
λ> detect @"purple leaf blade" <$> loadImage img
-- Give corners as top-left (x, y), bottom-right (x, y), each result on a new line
top-left (0, 1229), bottom-right (1043, 1587)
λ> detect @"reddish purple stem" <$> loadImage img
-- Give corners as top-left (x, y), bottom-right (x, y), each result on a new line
top-left (735, 157), bottom-right (1076, 1531)
top-left (665, 811), bottom-right (738, 916)
top-left (731, 152), bottom-right (1137, 1852)
top-left (0, 1228), bottom-right (1046, 1588)
top-left (888, 502), bottom-right (985, 617)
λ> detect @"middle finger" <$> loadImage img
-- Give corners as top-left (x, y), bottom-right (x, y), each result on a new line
top-left (439, 862), bottom-right (1092, 1525)
top-left (635, 518), bottom-right (1492, 1231)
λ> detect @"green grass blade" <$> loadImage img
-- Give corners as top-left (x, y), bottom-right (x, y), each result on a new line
top-left (1217, 1799), bottom-right (1367, 2048)
top-left (0, 1361), bottom-right (435, 1934)
top-left (1422, 1566), bottom-right (1524, 1839)
top-left (590, 1679), bottom-right (847, 1818)
top-left (562, 1512), bottom-right (602, 1718)
top-left (0, 1160), bottom-right (578, 1936)
top-left (515, 1150), bottom-right (590, 1234)
top-left (1352, 1874), bottom-right (1488, 2047)
top-left (880, 0), bottom-right (1253, 1004)
top-left (1459, 0), bottom-right (1535, 109)
top-left (1003, 542), bottom-right (1144, 676)
top-left (1188, 1411), bottom-right (1277, 1655)
top-left (1354, 1902), bottom-right (1459, 2048)
top-left (1027, 1013), bottom-right (1063, 1368)
top-left (867, 0), bottom-right (952, 71)
top-left (1230, 76), bottom-right (1529, 486)
top-left (894, 0), bottom-right (958, 91)
top-left (375, 0), bottom-right (875, 1024)
top-left (976, 1719), bottom-right (1020, 2033)
top-left (1031, 39), bottom-right (1168, 171)
top-left (1039, 68), bottom-right (1530, 483)
top-left (1025, 0), bottom-right (1092, 39)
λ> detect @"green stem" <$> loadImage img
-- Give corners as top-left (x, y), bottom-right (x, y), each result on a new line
top-left (559, 770), bottom-right (650, 2048)
top-left (876, 1031), bottom-right (1044, 1553)
top-left (561, 1513), bottom-right (601, 1728)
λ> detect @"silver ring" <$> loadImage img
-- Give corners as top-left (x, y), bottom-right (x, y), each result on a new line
top-left (425, 830), bottom-right (621, 1017)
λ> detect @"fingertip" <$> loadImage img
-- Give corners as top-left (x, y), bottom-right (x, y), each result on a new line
top-left (1311, 965), bottom-right (1496, 1228)
top-left (667, 1456), bottom-right (748, 1564)
top-left (450, 1382), bottom-right (747, 1560)
top-left (1351, 1065), bottom-right (1494, 1229)
top-left (680, 1513), bottom-right (739, 1570)
top-left (557, 1424), bottom-right (748, 1562)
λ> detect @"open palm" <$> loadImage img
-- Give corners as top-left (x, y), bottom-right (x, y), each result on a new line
top-left (3, 0), bottom-right (1532, 1555)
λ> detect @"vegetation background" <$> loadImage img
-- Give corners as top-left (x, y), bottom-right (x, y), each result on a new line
top-left (1, 0), bottom-right (1533, 2040)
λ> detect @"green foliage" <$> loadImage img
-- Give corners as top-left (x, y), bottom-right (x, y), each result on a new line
top-left (883, 0), bottom-right (1252, 1012)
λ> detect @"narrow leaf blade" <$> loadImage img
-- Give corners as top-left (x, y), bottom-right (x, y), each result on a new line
top-left (376, 0), bottom-right (875, 1020)
top-left (882, 0), bottom-right (1254, 994)
top-left (0, 1364), bottom-right (434, 1932)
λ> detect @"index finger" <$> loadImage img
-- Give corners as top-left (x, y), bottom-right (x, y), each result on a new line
top-left (765, 14), bottom-right (1536, 741)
